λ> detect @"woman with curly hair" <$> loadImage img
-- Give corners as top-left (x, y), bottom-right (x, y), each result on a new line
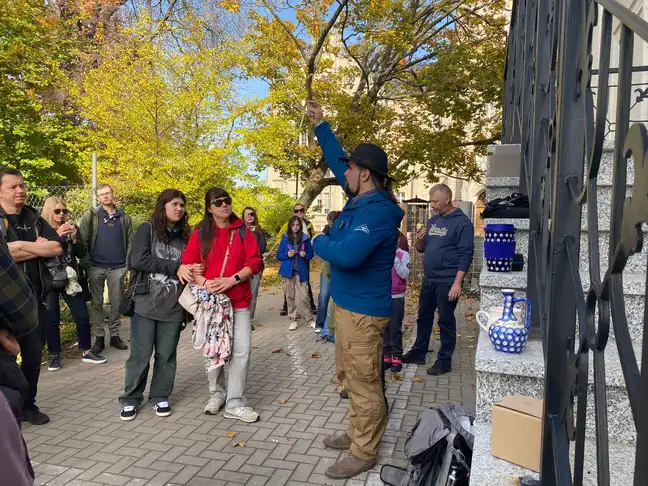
top-left (119, 189), bottom-right (195, 421)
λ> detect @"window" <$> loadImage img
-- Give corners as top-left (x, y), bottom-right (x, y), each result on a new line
top-left (398, 192), bottom-right (405, 202)
top-left (322, 190), bottom-right (331, 214)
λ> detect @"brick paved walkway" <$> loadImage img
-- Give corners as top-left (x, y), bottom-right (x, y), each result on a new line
top-left (24, 285), bottom-right (478, 486)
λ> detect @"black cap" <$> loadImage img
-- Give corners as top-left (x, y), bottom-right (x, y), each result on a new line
top-left (341, 143), bottom-right (394, 180)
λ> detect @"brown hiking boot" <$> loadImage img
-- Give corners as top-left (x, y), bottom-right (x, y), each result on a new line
top-left (323, 432), bottom-right (352, 450)
top-left (324, 451), bottom-right (376, 479)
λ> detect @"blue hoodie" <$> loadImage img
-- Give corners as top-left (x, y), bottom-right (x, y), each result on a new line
top-left (421, 209), bottom-right (474, 282)
top-left (277, 232), bottom-right (314, 283)
top-left (312, 122), bottom-right (405, 317)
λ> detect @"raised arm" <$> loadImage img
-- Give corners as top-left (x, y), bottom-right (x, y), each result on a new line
top-left (306, 101), bottom-right (349, 189)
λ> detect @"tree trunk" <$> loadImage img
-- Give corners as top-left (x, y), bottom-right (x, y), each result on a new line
top-left (298, 164), bottom-right (341, 209)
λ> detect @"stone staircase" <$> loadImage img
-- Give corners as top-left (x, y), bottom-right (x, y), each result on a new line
top-left (470, 147), bottom-right (639, 484)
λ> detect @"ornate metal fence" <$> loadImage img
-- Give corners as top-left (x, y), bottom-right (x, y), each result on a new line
top-left (503, 0), bottom-right (648, 484)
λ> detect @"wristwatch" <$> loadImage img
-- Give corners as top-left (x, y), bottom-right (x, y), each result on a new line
top-left (233, 274), bottom-right (241, 283)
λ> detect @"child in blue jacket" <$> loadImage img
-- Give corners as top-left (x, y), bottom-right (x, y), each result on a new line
top-left (277, 216), bottom-right (315, 331)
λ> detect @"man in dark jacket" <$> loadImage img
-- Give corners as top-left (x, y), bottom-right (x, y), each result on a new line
top-left (0, 168), bottom-right (62, 425)
top-left (403, 183), bottom-right (474, 375)
top-left (306, 101), bottom-right (404, 479)
top-left (78, 183), bottom-right (133, 354)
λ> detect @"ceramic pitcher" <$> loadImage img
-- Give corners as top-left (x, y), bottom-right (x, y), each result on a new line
top-left (477, 289), bottom-right (531, 353)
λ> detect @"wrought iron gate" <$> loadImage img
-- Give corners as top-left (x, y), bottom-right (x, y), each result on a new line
top-left (502, 0), bottom-right (648, 484)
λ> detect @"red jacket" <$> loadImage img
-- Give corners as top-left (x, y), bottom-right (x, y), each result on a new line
top-left (181, 217), bottom-right (262, 309)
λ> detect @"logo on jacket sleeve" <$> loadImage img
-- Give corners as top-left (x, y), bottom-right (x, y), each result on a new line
top-left (353, 224), bottom-right (370, 234)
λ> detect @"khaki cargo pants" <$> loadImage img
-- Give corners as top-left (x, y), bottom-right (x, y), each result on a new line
top-left (335, 305), bottom-right (390, 460)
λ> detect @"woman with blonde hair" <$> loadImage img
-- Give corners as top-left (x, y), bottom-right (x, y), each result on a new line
top-left (41, 197), bottom-right (106, 371)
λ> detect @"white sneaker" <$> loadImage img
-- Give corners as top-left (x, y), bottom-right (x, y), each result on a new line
top-left (289, 321), bottom-right (298, 331)
top-left (120, 405), bottom-right (137, 421)
top-left (309, 321), bottom-right (316, 329)
top-left (204, 395), bottom-right (225, 415)
top-left (153, 401), bottom-right (171, 417)
top-left (223, 406), bottom-right (260, 423)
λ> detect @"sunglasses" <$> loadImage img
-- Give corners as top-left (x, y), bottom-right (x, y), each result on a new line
top-left (245, 211), bottom-right (256, 217)
top-left (53, 209), bottom-right (70, 215)
top-left (211, 197), bottom-right (232, 208)
top-left (294, 208), bottom-right (305, 214)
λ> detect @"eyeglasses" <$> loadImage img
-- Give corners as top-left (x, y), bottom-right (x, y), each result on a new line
top-left (97, 192), bottom-right (112, 198)
top-left (211, 197), bottom-right (232, 208)
top-left (53, 209), bottom-right (70, 215)
top-left (294, 208), bottom-right (305, 214)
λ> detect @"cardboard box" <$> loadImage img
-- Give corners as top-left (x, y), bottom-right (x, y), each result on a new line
top-left (491, 395), bottom-right (543, 472)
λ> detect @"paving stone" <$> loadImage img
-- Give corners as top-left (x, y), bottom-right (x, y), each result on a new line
top-left (26, 288), bottom-right (477, 486)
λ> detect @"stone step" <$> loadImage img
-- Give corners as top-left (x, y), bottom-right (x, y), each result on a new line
top-left (485, 176), bottom-right (520, 202)
top-left (474, 334), bottom-right (639, 444)
top-left (469, 421), bottom-right (635, 485)
top-left (479, 268), bottom-right (646, 343)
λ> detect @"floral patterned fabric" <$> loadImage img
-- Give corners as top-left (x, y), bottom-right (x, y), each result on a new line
top-left (190, 284), bottom-right (233, 371)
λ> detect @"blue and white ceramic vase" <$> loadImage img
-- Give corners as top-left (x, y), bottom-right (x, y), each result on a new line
top-left (480, 289), bottom-right (531, 354)
top-left (484, 224), bottom-right (516, 272)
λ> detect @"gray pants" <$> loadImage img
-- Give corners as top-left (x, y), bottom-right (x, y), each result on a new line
top-left (206, 309), bottom-right (251, 408)
top-left (88, 266), bottom-right (127, 338)
top-left (250, 272), bottom-right (263, 320)
top-left (120, 314), bottom-right (182, 406)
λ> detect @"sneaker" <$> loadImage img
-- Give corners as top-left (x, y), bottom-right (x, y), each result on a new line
top-left (82, 352), bottom-right (107, 364)
top-left (280, 309), bottom-right (288, 316)
top-left (309, 321), bottom-right (317, 330)
top-left (383, 356), bottom-right (392, 371)
top-left (427, 361), bottom-right (451, 376)
top-left (110, 336), bottom-right (128, 350)
top-left (402, 351), bottom-right (426, 365)
top-left (339, 389), bottom-right (349, 399)
top-left (204, 395), bottom-right (225, 415)
top-left (223, 406), bottom-right (259, 423)
top-left (391, 357), bottom-right (403, 373)
top-left (153, 401), bottom-right (171, 417)
top-left (120, 405), bottom-right (137, 421)
top-left (48, 354), bottom-right (61, 371)
top-left (22, 407), bottom-right (50, 425)
top-left (289, 321), bottom-right (298, 331)
top-left (326, 335), bottom-right (335, 343)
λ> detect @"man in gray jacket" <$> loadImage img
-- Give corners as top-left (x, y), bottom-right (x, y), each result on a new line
top-left (78, 184), bottom-right (133, 354)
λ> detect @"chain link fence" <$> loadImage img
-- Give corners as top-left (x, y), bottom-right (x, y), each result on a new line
top-left (27, 185), bottom-right (93, 223)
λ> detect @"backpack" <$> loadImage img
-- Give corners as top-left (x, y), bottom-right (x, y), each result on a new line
top-left (380, 404), bottom-right (474, 486)
top-left (481, 192), bottom-right (529, 219)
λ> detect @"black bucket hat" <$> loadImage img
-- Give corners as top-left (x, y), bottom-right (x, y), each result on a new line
top-left (341, 143), bottom-right (395, 180)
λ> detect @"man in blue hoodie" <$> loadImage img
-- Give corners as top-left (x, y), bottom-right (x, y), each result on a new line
top-left (306, 101), bottom-right (404, 480)
top-left (402, 183), bottom-right (474, 375)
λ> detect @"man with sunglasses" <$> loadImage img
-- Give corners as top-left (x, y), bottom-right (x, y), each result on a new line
top-left (305, 101), bottom-right (404, 479)
top-left (276, 204), bottom-right (317, 316)
top-left (78, 183), bottom-right (133, 355)
top-left (0, 168), bottom-right (62, 425)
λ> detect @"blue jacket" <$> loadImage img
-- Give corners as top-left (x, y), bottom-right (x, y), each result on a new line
top-left (312, 122), bottom-right (405, 317)
top-left (277, 233), bottom-right (314, 283)
top-left (421, 209), bottom-right (474, 283)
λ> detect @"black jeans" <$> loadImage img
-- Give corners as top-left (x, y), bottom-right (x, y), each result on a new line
top-left (409, 281), bottom-right (458, 366)
top-left (45, 291), bottom-right (92, 355)
top-left (17, 304), bottom-right (46, 411)
top-left (383, 297), bottom-right (405, 359)
top-left (120, 314), bottom-right (182, 406)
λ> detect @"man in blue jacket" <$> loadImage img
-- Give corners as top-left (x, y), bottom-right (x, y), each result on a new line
top-left (402, 183), bottom-right (474, 375)
top-left (306, 101), bottom-right (404, 480)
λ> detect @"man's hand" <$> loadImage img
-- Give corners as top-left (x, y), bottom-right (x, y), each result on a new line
top-left (306, 100), bottom-right (324, 125)
top-left (0, 329), bottom-right (20, 357)
top-left (416, 227), bottom-right (427, 241)
top-left (448, 283), bottom-right (462, 301)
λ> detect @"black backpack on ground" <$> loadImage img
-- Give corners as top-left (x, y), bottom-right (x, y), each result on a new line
top-left (380, 404), bottom-right (474, 486)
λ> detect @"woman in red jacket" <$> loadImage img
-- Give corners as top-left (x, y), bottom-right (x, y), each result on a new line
top-left (181, 187), bottom-right (262, 423)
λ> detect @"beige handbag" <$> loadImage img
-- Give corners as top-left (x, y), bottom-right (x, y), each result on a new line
top-left (178, 230), bottom-right (235, 315)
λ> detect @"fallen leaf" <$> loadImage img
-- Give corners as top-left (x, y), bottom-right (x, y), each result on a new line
top-left (226, 431), bottom-right (238, 438)
top-left (392, 373), bottom-right (404, 381)
top-left (233, 442), bottom-right (247, 448)
top-left (279, 399), bottom-right (288, 404)
top-left (251, 344), bottom-right (258, 349)
top-left (312, 353), bottom-right (321, 359)
top-left (385, 377), bottom-right (395, 383)
top-left (255, 324), bottom-right (264, 328)
top-left (272, 348), bottom-right (282, 353)
top-left (411, 377), bottom-right (425, 383)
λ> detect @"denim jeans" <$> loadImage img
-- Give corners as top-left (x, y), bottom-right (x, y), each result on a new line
top-left (250, 272), bottom-right (263, 320)
top-left (45, 291), bottom-right (92, 354)
top-left (409, 280), bottom-right (458, 366)
top-left (88, 266), bottom-right (127, 338)
top-left (120, 314), bottom-right (182, 406)
top-left (17, 303), bottom-right (46, 410)
top-left (315, 275), bottom-right (331, 329)
top-left (206, 309), bottom-right (251, 408)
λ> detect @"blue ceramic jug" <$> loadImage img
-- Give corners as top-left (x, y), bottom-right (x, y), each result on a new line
top-left (478, 289), bottom-right (531, 353)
